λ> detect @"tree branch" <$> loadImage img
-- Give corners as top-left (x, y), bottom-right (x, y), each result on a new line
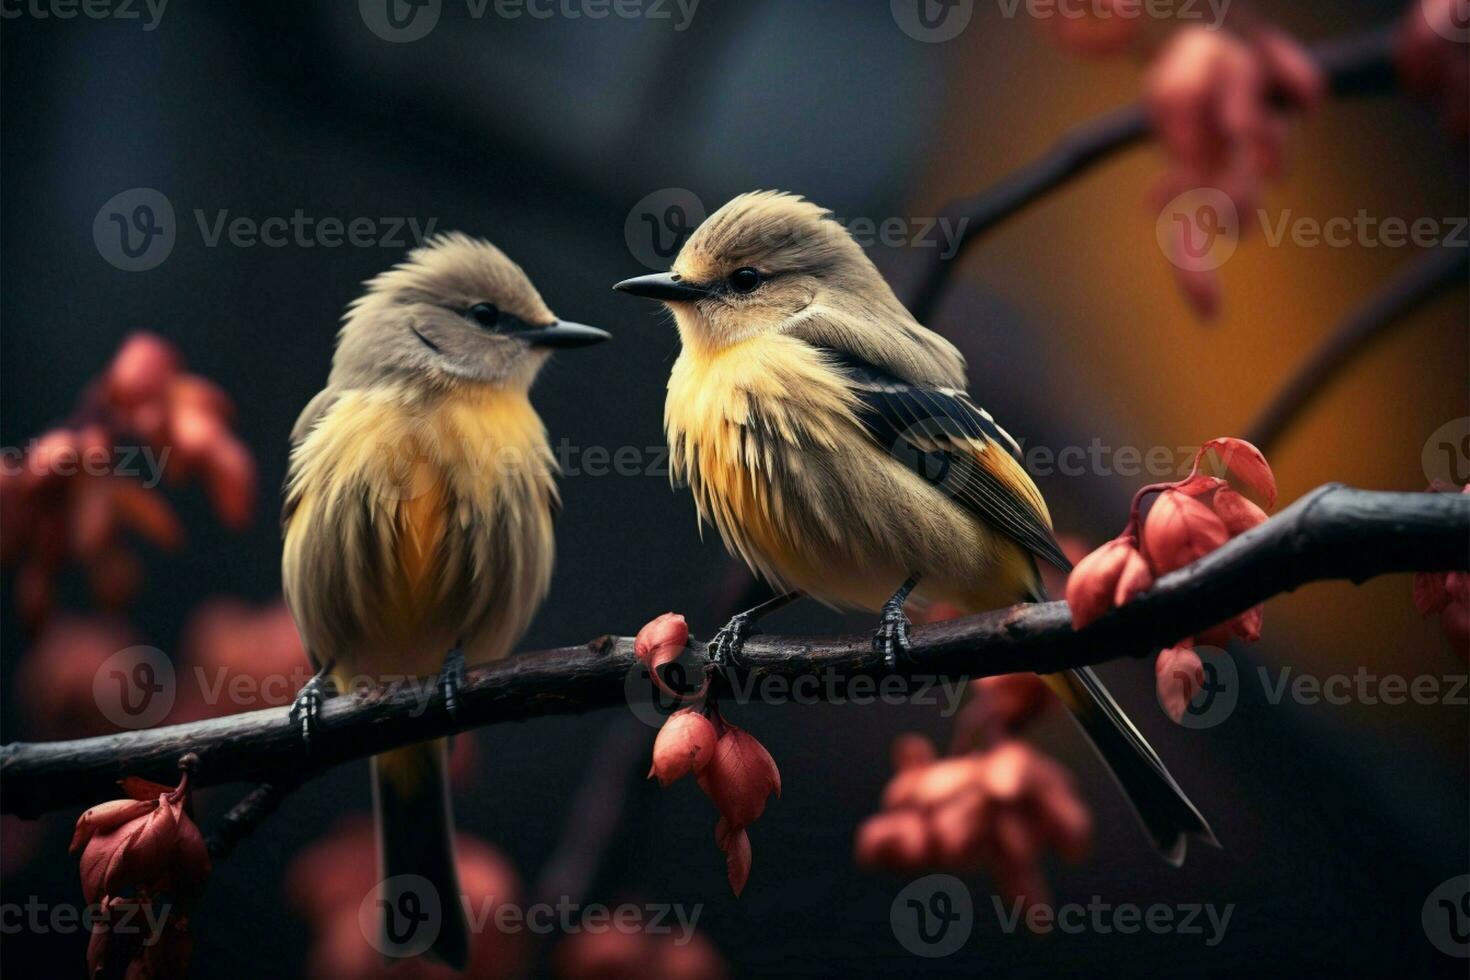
top-left (907, 23), bottom-right (1398, 322)
top-left (3, 485), bottom-right (1464, 819)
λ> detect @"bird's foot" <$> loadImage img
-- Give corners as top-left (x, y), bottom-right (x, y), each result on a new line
top-left (873, 601), bottom-right (913, 671)
top-left (707, 612), bottom-right (754, 668)
top-left (439, 648), bottom-right (467, 719)
top-left (289, 665), bottom-right (335, 748)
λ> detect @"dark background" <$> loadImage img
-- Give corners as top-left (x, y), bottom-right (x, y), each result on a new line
top-left (2, 1), bottom-right (1467, 976)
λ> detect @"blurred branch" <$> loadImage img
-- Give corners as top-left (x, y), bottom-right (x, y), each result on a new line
top-left (3, 485), bottom-right (1464, 820)
top-left (908, 22), bottom-right (1399, 321)
top-left (1247, 245), bottom-right (1468, 453)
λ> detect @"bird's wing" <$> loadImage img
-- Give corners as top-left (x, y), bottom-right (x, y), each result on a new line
top-left (824, 348), bottom-right (1073, 572)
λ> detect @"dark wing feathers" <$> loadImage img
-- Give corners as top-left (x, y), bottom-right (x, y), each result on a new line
top-left (823, 349), bottom-right (1072, 572)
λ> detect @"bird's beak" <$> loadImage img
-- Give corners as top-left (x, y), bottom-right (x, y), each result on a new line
top-left (613, 272), bottom-right (711, 303)
top-left (519, 320), bottom-right (612, 349)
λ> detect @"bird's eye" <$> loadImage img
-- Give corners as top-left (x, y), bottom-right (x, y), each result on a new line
top-left (728, 268), bottom-right (762, 294)
top-left (468, 303), bottom-right (500, 328)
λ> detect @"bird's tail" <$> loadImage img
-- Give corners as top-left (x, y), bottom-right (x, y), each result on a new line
top-left (372, 738), bottom-right (471, 969)
top-left (1042, 667), bottom-right (1218, 866)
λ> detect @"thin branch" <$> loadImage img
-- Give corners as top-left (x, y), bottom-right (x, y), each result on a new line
top-left (1247, 245), bottom-right (1468, 452)
top-left (908, 23), bottom-right (1399, 322)
top-left (2, 485), bottom-right (1463, 820)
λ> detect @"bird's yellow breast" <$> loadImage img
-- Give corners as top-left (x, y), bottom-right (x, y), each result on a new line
top-left (283, 383), bottom-right (557, 675)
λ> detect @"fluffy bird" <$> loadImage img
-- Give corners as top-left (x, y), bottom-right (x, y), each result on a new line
top-left (615, 191), bottom-right (1214, 864)
top-left (282, 234), bottom-right (608, 967)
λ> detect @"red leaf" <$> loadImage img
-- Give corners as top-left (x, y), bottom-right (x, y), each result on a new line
top-left (890, 733), bottom-right (938, 771)
top-left (1112, 545), bottom-right (1154, 606)
top-left (1155, 645), bottom-right (1204, 723)
top-left (1198, 437), bottom-right (1276, 509)
top-left (1064, 537), bottom-right (1135, 629)
top-left (699, 726), bottom-right (780, 830)
top-left (70, 798), bottom-right (156, 853)
top-left (634, 612), bottom-right (691, 700)
top-left (1213, 486), bottom-right (1269, 536)
top-left (715, 819), bottom-right (752, 897)
top-left (649, 708), bottom-right (717, 787)
top-left (1232, 604), bottom-right (1264, 642)
top-left (1142, 489), bottom-right (1230, 575)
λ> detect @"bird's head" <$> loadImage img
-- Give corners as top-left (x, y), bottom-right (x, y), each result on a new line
top-left (614, 191), bottom-right (891, 353)
top-left (332, 232), bottom-right (609, 391)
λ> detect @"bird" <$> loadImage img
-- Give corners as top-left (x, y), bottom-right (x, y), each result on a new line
top-left (614, 191), bottom-right (1215, 865)
top-left (282, 233), bottom-right (609, 967)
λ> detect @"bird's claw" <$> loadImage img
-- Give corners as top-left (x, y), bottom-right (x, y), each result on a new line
top-left (707, 612), bottom-right (752, 668)
top-left (873, 602), bottom-right (913, 671)
top-left (289, 674), bottom-right (330, 748)
top-left (439, 648), bottom-right (466, 719)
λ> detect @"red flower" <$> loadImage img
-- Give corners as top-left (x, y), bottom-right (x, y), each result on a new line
top-left (698, 724), bottom-right (781, 831)
top-left (856, 738), bottom-right (1091, 910)
top-left (1065, 536), bottom-right (1148, 628)
top-left (15, 616), bottom-right (145, 739)
top-left (1145, 27), bottom-right (1324, 316)
top-left (71, 775), bottom-right (210, 909)
top-left (633, 613), bottom-right (692, 699)
top-left (71, 773), bottom-right (210, 980)
top-left (648, 707), bottom-right (718, 788)
top-left (1155, 645), bottom-right (1205, 724)
top-left (1143, 489), bottom-right (1230, 575)
top-left (949, 674), bottom-right (1055, 753)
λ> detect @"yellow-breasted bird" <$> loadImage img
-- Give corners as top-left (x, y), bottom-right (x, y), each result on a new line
top-left (614, 191), bottom-right (1215, 865)
top-left (282, 233), bottom-right (609, 967)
